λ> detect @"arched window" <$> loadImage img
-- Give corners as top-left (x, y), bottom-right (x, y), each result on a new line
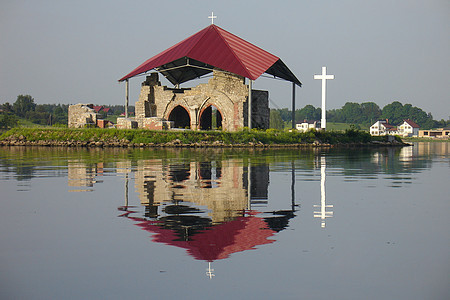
top-left (168, 106), bottom-right (190, 129)
top-left (199, 105), bottom-right (223, 130)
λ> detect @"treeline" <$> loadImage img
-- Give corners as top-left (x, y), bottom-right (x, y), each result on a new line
top-left (0, 95), bottom-right (133, 129)
top-left (270, 101), bottom-right (448, 130)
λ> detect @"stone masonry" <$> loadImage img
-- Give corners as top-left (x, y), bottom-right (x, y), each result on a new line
top-left (68, 104), bottom-right (98, 128)
top-left (125, 69), bottom-right (269, 131)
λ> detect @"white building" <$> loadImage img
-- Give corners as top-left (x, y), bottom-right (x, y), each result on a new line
top-left (370, 120), bottom-right (397, 136)
top-left (296, 120), bottom-right (320, 132)
top-left (398, 119), bottom-right (420, 137)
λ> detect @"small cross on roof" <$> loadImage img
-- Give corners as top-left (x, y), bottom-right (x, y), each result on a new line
top-left (208, 12), bottom-right (217, 24)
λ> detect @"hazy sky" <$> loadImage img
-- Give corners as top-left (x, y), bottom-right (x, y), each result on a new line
top-left (1, 0), bottom-right (449, 120)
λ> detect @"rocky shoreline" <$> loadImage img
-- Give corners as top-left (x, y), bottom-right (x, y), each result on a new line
top-left (0, 135), bottom-right (407, 148)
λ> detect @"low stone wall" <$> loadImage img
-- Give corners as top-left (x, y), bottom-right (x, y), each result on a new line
top-left (142, 117), bottom-right (173, 130)
top-left (116, 118), bottom-right (138, 129)
top-left (68, 104), bottom-right (97, 128)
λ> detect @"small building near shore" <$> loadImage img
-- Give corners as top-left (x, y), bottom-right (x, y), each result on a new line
top-left (296, 120), bottom-right (320, 132)
top-left (418, 128), bottom-right (450, 139)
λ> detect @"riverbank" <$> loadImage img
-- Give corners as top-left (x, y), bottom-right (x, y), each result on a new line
top-left (0, 128), bottom-right (407, 148)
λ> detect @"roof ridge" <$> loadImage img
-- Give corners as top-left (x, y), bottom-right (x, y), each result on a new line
top-left (210, 25), bottom-right (253, 79)
top-left (185, 25), bottom-right (214, 59)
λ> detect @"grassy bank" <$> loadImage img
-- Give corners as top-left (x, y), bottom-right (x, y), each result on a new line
top-left (0, 127), bottom-right (401, 146)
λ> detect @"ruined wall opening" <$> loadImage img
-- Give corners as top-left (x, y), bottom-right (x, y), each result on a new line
top-left (199, 105), bottom-right (223, 130)
top-left (168, 106), bottom-right (190, 129)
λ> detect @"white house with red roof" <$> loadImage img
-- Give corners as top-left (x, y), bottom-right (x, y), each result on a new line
top-left (398, 119), bottom-right (420, 137)
top-left (370, 120), bottom-right (398, 136)
top-left (370, 119), bottom-right (420, 136)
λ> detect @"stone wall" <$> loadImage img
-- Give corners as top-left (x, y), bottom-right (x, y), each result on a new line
top-left (116, 118), bottom-right (138, 129)
top-left (134, 70), bottom-right (269, 131)
top-left (68, 104), bottom-right (98, 128)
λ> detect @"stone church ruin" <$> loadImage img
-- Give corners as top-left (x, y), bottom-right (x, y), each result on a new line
top-left (118, 70), bottom-right (269, 131)
top-left (67, 23), bottom-right (301, 130)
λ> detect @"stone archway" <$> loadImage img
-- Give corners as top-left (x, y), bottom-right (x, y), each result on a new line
top-left (199, 105), bottom-right (223, 130)
top-left (168, 105), bottom-right (191, 129)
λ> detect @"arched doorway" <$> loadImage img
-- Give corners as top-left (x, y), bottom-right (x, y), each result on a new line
top-left (168, 106), bottom-right (190, 129)
top-left (199, 105), bottom-right (223, 130)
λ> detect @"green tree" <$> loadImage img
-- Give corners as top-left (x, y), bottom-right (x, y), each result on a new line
top-left (381, 101), bottom-right (434, 129)
top-left (0, 113), bottom-right (18, 129)
top-left (269, 109), bottom-right (284, 129)
top-left (341, 102), bottom-right (363, 123)
top-left (360, 102), bottom-right (381, 126)
top-left (381, 101), bottom-right (404, 125)
top-left (278, 108), bottom-right (291, 122)
top-left (295, 105), bottom-right (321, 122)
top-left (13, 95), bottom-right (36, 117)
top-left (1, 102), bottom-right (14, 114)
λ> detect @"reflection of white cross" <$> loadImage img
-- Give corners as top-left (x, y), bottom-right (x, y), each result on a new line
top-left (206, 262), bottom-right (215, 279)
top-left (208, 12), bottom-right (217, 24)
top-left (314, 157), bottom-right (333, 228)
top-left (314, 67), bottom-right (334, 130)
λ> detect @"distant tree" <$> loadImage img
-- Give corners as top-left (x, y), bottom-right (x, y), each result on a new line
top-left (360, 102), bottom-right (381, 125)
top-left (295, 105), bottom-right (321, 121)
top-left (1, 102), bottom-right (14, 114)
top-left (0, 113), bottom-right (18, 129)
top-left (278, 108), bottom-right (291, 122)
top-left (269, 109), bottom-right (284, 129)
top-left (13, 95), bottom-right (36, 117)
top-left (381, 101), bottom-right (434, 129)
top-left (381, 101), bottom-right (404, 125)
top-left (341, 102), bottom-right (363, 124)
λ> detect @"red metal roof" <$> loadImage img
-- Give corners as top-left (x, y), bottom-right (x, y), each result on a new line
top-left (119, 25), bottom-right (300, 86)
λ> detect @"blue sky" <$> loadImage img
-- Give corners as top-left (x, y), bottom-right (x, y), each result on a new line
top-left (1, 0), bottom-right (449, 119)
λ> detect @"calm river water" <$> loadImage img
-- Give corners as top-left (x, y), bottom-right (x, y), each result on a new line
top-left (0, 143), bottom-right (449, 300)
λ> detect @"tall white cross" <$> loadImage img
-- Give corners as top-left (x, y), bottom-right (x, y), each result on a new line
top-left (314, 67), bottom-right (334, 130)
top-left (208, 12), bottom-right (217, 25)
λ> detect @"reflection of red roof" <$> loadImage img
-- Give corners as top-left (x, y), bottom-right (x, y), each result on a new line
top-left (128, 213), bottom-right (276, 262)
top-left (403, 119), bottom-right (419, 128)
top-left (119, 24), bottom-right (300, 86)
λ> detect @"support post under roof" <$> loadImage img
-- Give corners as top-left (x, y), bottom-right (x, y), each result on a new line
top-left (292, 82), bottom-right (296, 129)
top-left (248, 80), bottom-right (252, 129)
top-left (125, 79), bottom-right (129, 118)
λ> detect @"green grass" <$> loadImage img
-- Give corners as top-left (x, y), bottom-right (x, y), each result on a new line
top-left (0, 127), bottom-right (395, 146)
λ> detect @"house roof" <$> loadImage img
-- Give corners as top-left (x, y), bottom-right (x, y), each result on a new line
top-left (118, 24), bottom-right (301, 86)
top-left (403, 119), bottom-right (420, 128)
top-left (297, 120), bottom-right (319, 124)
top-left (93, 105), bottom-right (103, 113)
top-left (383, 123), bottom-right (396, 129)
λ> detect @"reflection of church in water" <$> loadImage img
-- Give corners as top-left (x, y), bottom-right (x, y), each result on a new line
top-left (118, 159), bottom-right (296, 278)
